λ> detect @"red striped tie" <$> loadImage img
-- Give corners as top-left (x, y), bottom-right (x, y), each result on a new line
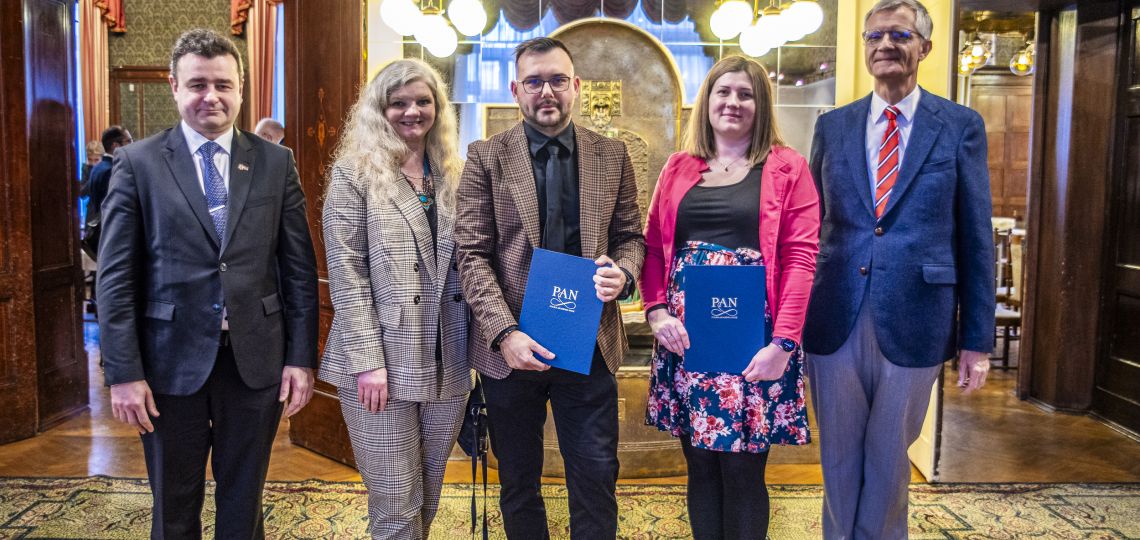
top-left (875, 106), bottom-right (901, 218)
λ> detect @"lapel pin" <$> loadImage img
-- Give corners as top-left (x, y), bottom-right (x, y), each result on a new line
top-left (238, 163), bottom-right (250, 171)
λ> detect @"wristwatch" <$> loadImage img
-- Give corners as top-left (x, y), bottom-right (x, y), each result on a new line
top-left (772, 337), bottom-right (797, 352)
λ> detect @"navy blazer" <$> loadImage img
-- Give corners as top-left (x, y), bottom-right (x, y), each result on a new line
top-left (804, 89), bottom-right (995, 368)
top-left (87, 155), bottom-right (113, 216)
top-left (97, 126), bottom-right (320, 395)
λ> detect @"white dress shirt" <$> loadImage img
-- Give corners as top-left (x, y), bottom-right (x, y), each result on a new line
top-left (865, 86), bottom-right (921, 195)
top-left (180, 121), bottom-right (233, 330)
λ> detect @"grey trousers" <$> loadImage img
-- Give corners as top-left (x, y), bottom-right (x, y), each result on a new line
top-left (806, 300), bottom-right (941, 540)
top-left (339, 386), bottom-right (466, 540)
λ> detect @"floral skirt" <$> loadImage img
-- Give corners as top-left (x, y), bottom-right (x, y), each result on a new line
top-left (645, 241), bottom-right (810, 453)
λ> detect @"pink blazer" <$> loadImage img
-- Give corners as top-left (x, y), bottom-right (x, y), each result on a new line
top-left (640, 148), bottom-right (820, 343)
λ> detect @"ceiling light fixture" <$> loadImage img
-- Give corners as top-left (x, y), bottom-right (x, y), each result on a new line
top-left (380, 0), bottom-right (487, 58)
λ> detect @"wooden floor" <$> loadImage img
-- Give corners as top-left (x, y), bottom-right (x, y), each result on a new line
top-left (0, 320), bottom-right (1136, 485)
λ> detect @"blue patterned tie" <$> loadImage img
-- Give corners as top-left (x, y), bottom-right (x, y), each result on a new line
top-left (197, 141), bottom-right (228, 241)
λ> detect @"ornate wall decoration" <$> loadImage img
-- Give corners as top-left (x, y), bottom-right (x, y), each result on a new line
top-left (580, 80), bottom-right (651, 228)
top-left (304, 88), bottom-right (338, 150)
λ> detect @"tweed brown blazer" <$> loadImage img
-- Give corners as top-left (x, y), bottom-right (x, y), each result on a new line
top-left (456, 122), bottom-right (645, 379)
top-left (320, 163), bottom-right (472, 402)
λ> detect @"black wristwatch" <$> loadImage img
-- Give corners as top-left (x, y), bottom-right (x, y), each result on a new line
top-left (772, 337), bottom-right (797, 352)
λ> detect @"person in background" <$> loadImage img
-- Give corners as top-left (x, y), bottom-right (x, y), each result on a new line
top-left (255, 117), bottom-right (285, 145)
top-left (86, 125), bottom-right (133, 230)
top-left (641, 55), bottom-right (819, 540)
top-left (80, 139), bottom-right (104, 197)
top-left (81, 125), bottom-right (132, 304)
top-left (804, 0), bottom-right (995, 537)
top-left (321, 58), bottom-right (471, 540)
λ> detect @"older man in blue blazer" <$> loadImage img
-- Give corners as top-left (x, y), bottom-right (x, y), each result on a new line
top-left (805, 0), bottom-right (995, 538)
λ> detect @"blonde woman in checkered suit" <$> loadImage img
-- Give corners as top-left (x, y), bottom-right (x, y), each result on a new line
top-left (320, 59), bottom-right (471, 540)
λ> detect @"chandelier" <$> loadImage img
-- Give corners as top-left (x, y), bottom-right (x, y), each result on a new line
top-left (380, 0), bottom-right (488, 57)
top-left (710, 0), bottom-right (825, 58)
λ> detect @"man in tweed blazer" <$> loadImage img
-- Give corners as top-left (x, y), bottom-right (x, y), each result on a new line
top-left (456, 37), bottom-right (645, 539)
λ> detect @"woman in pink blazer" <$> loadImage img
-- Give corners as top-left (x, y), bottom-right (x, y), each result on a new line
top-left (640, 55), bottom-right (820, 539)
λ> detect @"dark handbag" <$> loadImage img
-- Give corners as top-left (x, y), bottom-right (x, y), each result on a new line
top-left (80, 212), bottom-right (100, 261)
top-left (457, 376), bottom-right (489, 540)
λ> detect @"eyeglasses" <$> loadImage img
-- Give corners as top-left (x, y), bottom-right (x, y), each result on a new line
top-left (862, 29), bottom-right (922, 44)
top-left (517, 76), bottom-right (572, 94)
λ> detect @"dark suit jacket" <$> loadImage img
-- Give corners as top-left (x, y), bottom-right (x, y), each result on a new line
top-left (804, 90), bottom-right (995, 367)
top-left (97, 126), bottom-right (319, 395)
top-left (87, 156), bottom-right (111, 208)
top-left (87, 155), bottom-right (113, 211)
top-left (456, 122), bottom-right (645, 379)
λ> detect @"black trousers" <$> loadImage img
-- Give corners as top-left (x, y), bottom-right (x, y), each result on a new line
top-left (141, 342), bottom-right (283, 540)
top-left (681, 438), bottom-right (771, 540)
top-left (482, 353), bottom-right (619, 540)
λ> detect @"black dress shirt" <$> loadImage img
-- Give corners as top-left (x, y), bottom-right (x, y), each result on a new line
top-left (524, 121), bottom-right (582, 257)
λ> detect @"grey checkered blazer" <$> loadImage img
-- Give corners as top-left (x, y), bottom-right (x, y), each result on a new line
top-left (456, 122), bottom-right (645, 379)
top-left (320, 162), bottom-right (472, 402)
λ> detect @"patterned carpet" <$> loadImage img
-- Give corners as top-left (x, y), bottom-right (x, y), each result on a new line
top-left (0, 477), bottom-right (1137, 539)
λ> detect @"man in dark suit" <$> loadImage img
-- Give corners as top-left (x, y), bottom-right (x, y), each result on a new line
top-left (97, 28), bottom-right (319, 539)
top-left (804, 1), bottom-right (995, 538)
top-left (87, 125), bottom-right (132, 219)
top-left (456, 37), bottom-right (645, 539)
top-left (82, 126), bottom-right (131, 301)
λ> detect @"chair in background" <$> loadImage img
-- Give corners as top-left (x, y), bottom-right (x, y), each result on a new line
top-left (992, 231), bottom-right (1023, 370)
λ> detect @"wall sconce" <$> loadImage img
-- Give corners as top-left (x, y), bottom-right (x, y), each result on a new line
top-left (380, 0), bottom-right (487, 57)
top-left (957, 32), bottom-right (992, 77)
top-left (1010, 38), bottom-right (1035, 76)
top-left (711, 0), bottom-right (825, 58)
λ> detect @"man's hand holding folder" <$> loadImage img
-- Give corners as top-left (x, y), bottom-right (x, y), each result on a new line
top-left (500, 331), bottom-right (554, 371)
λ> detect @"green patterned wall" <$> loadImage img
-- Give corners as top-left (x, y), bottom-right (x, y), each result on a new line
top-left (108, 0), bottom-right (247, 69)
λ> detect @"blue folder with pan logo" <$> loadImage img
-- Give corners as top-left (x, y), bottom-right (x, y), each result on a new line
top-left (519, 248), bottom-right (604, 375)
top-left (683, 265), bottom-right (770, 374)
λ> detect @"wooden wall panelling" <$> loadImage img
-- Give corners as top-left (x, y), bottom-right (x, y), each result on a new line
top-left (1093, 5), bottom-right (1140, 435)
top-left (24, 0), bottom-right (87, 430)
top-left (0, 0), bottom-right (41, 444)
top-left (1020, 2), bottom-right (1118, 411)
top-left (285, 0), bottom-right (364, 465)
top-left (969, 73), bottom-right (1032, 221)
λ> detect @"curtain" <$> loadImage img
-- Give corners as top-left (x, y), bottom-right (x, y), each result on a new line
top-left (93, 0), bottom-right (126, 33)
top-left (231, 0), bottom-right (252, 35)
top-left (81, 0), bottom-right (113, 143)
top-left (241, 0), bottom-right (281, 129)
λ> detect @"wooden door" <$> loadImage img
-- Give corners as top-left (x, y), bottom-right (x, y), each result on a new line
top-left (970, 73), bottom-right (1033, 221)
top-left (284, 0), bottom-right (364, 464)
top-left (0, 0), bottom-right (41, 444)
top-left (25, 0), bottom-right (87, 430)
top-left (1096, 6), bottom-right (1140, 435)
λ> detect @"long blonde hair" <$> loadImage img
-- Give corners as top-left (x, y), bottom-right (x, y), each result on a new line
top-left (682, 55), bottom-right (784, 164)
top-left (330, 58), bottom-right (462, 208)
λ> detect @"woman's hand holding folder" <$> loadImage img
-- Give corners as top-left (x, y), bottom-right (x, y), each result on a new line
top-left (648, 308), bottom-right (690, 355)
top-left (742, 344), bottom-right (792, 382)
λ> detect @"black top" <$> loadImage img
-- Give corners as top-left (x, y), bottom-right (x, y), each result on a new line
top-left (674, 163), bottom-right (763, 251)
top-left (425, 186), bottom-right (438, 248)
top-left (523, 121), bottom-right (582, 257)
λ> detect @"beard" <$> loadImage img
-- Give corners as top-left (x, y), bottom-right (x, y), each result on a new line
top-left (523, 99), bottom-right (569, 129)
